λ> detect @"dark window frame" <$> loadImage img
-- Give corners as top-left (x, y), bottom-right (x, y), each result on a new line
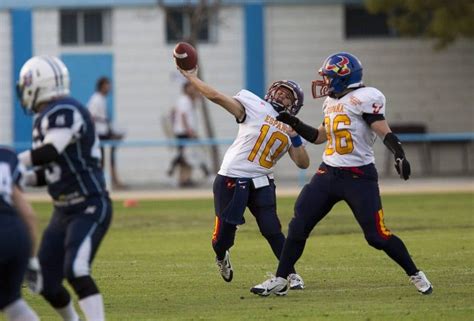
top-left (165, 7), bottom-right (217, 43)
top-left (344, 4), bottom-right (398, 39)
top-left (60, 9), bottom-right (111, 46)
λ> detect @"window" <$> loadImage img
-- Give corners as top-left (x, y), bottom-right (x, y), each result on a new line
top-left (345, 4), bottom-right (397, 38)
top-left (60, 9), bottom-right (111, 45)
top-left (166, 7), bottom-right (216, 43)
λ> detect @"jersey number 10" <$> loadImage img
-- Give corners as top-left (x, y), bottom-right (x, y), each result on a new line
top-left (248, 124), bottom-right (288, 169)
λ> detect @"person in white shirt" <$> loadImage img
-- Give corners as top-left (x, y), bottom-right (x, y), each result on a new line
top-left (251, 52), bottom-right (432, 297)
top-left (168, 82), bottom-right (209, 187)
top-left (178, 65), bottom-right (309, 290)
top-left (87, 77), bottom-right (125, 189)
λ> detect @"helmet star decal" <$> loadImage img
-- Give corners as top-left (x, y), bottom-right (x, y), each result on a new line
top-left (23, 70), bottom-right (33, 87)
top-left (325, 56), bottom-right (351, 76)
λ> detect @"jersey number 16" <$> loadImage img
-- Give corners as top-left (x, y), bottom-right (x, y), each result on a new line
top-left (324, 114), bottom-right (354, 155)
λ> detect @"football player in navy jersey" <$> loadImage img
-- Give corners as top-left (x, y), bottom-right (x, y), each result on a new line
top-left (16, 56), bottom-right (112, 321)
top-left (0, 147), bottom-right (40, 321)
top-left (251, 52), bottom-right (432, 296)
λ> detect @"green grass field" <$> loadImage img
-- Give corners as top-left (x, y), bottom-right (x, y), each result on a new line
top-left (6, 192), bottom-right (474, 321)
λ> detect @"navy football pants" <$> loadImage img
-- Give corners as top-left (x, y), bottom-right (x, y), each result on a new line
top-left (39, 196), bottom-right (112, 304)
top-left (212, 175), bottom-right (295, 273)
top-left (277, 163), bottom-right (418, 277)
top-left (0, 215), bottom-right (30, 309)
top-left (289, 163), bottom-right (390, 246)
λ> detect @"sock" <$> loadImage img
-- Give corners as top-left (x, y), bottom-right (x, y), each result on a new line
top-left (79, 293), bottom-right (105, 321)
top-left (265, 233), bottom-right (296, 274)
top-left (4, 299), bottom-right (40, 321)
top-left (56, 300), bottom-right (80, 321)
top-left (276, 238), bottom-right (306, 278)
top-left (383, 235), bottom-right (419, 276)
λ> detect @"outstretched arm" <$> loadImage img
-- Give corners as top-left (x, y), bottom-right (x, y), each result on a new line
top-left (277, 112), bottom-right (327, 144)
top-left (178, 67), bottom-right (245, 121)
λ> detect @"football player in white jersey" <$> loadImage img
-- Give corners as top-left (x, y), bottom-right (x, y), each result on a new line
top-left (251, 52), bottom-right (432, 296)
top-left (178, 66), bottom-right (309, 289)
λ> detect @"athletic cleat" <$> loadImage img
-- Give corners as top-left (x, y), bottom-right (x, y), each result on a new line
top-left (288, 273), bottom-right (304, 290)
top-left (409, 271), bottom-right (433, 295)
top-left (250, 276), bottom-right (288, 296)
top-left (216, 251), bottom-right (233, 282)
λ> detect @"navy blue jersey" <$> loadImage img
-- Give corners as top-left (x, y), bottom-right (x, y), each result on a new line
top-left (0, 147), bottom-right (23, 216)
top-left (32, 97), bottom-right (107, 201)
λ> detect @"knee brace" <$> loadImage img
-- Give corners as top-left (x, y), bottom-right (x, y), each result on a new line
top-left (68, 276), bottom-right (99, 300)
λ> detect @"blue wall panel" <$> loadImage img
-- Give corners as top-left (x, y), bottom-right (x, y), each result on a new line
top-left (244, 3), bottom-right (265, 98)
top-left (61, 54), bottom-right (114, 120)
top-left (12, 9), bottom-right (33, 146)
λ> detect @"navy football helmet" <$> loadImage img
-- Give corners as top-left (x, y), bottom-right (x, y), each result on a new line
top-left (312, 52), bottom-right (363, 98)
top-left (264, 80), bottom-right (304, 115)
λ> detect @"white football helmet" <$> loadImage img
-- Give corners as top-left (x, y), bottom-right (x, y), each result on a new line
top-left (16, 56), bottom-right (70, 112)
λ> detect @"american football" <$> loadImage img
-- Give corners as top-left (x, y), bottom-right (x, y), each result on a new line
top-left (173, 42), bottom-right (198, 71)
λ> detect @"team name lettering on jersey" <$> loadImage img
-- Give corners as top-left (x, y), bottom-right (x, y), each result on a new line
top-left (324, 104), bottom-right (345, 115)
top-left (264, 115), bottom-right (288, 131)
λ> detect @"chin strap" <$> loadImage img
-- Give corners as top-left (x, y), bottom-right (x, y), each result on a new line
top-left (270, 102), bottom-right (285, 113)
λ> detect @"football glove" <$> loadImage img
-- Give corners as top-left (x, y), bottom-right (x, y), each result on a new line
top-left (276, 112), bottom-right (300, 128)
top-left (26, 257), bottom-right (43, 294)
top-left (395, 157), bottom-right (411, 180)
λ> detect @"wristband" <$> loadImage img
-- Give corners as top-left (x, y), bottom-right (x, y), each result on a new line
top-left (290, 135), bottom-right (303, 147)
top-left (383, 132), bottom-right (405, 159)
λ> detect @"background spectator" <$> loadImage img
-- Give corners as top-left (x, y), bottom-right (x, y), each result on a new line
top-left (168, 81), bottom-right (210, 187)
top-left (87, 77), bottom-right (126, 189)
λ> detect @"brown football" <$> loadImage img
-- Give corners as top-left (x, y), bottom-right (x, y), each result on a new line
top-left (173, 42), bottom-right (198, 71)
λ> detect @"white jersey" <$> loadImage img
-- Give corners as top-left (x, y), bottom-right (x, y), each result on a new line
top-left (218, 90), bottom-right (296, 178)
top-left (321, 87), bottom-right (386, 167)
top-left (87, 92), bottom-right (109, 136)
top-left (172, 94), bottom-right (198, 135)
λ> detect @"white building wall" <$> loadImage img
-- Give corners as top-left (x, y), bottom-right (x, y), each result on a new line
top-left (0, 11), bottom-right (12, 144)
top-left (30, 6), bottom-right (243, 185)
top-left (112, 5), bottom-right (243, 184)
top-left (13, 4), bottom-right (472, 186)
top-left (34, 9), bottom-right (60, 56)
top-left (266, 4), bottom-right (474, 179)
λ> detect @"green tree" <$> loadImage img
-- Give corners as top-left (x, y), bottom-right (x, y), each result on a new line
top-left (365, 0), bottom-right (474, 49)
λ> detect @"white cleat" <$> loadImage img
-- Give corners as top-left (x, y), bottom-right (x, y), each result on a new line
top-left (216, 251), bottom-right (233, 282)
top-left (288, 273), bottom-right (304, 290)
top-left (250, 276), bottom-right (288, 296)
top-left (409, 271), bottom-right (433, 295)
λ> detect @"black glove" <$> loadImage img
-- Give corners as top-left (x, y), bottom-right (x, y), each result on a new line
top-left (26, 257), bottom-right (43, 294)
top-left (395, 157), bottom-right (411, 180)
top-left (276, 112), bottom-right (300, 128)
